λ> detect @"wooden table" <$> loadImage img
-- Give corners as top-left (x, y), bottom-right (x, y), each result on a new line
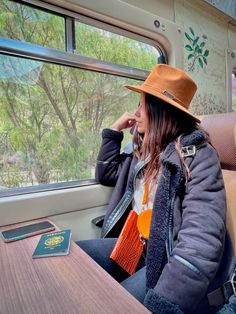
top-left (0, 220), bottom-right (150, 314)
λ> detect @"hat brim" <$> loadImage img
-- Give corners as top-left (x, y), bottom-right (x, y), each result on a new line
top-left (124, 84), bottom-right (200, 123)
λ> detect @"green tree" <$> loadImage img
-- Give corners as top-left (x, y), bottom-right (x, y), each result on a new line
top-left (0, 0), bottom-right (157, 187)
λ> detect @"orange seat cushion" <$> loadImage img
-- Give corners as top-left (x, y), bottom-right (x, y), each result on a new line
top-left (222, 170), bottom-right (236, 255)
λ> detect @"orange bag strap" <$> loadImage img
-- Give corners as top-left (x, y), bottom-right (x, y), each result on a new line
top-left (142, 183), bottom-right (149, 208)
top-left (137, 183), bottom-right (153, 240)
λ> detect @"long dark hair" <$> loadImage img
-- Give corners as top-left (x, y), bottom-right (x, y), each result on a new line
top-left (133, 93), bottom-right (202, 183)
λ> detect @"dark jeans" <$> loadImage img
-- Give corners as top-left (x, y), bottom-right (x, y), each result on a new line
top-left (76, 239), bottom-right (236, 313)
top-left (76, 238), bottom-right (146, 303)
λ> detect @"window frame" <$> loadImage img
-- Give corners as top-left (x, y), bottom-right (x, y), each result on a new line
top-left (227, 49), bottom-right (236, 112)
top-left (232, 71), bottom-right (236, 112)
top-left (0, 0), bottom-right (167, 196)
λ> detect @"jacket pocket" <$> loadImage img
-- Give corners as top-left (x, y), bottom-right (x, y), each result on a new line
top-left (174, 254), bottom-right (209, 285)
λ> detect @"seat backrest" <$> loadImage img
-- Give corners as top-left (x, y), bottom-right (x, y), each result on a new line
top-left (200, 112), bottom-right (236, 255)
top-left (222, 170), bottom-right (236, 254)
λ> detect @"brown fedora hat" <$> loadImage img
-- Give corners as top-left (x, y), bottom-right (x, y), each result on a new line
top-left (125, 64), bottom-right (200, 123)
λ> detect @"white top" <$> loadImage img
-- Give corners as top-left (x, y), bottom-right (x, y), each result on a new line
top-left (132, 174), bottom-right (157, 214)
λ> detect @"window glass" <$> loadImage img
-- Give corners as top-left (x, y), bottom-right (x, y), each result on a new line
top-left (0, 54), bottom-right (140, 189)
top-left (0, 1), bottom-right (165, 193)
top-left (232, 73), bottom-right (236, 112)
top-left (75, 21), bottom-right (160, 71)
top-left (0, 0), bottom-right (65, 50)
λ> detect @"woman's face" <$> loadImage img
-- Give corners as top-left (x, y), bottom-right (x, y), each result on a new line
top-left (135, 92), bottom-right (148, 134)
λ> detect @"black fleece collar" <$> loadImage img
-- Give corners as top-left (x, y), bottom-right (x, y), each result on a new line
top-left (160, 130), bottom-right (206, 168)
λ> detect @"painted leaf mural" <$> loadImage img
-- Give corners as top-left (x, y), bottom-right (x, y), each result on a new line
top-left (184, 27), bottom-right (209, 71)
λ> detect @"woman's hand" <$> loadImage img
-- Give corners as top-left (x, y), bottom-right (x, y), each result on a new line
top-left (110, 112), bottom-right (136, 132)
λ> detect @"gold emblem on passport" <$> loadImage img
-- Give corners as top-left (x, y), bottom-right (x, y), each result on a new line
top-left (44, 236), bottom-right (64, 247)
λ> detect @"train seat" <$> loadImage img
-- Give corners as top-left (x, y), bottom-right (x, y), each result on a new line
top-left (200, 112), bottom-right (236, 255)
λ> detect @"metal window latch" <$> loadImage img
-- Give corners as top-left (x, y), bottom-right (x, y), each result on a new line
top-left (231, 272), bottom-right (236, 296)
top-left (181, 145), bottom-right (196, 157)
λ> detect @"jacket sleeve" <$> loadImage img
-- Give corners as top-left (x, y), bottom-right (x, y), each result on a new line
top-left (144, 143), bottom-right (226, 313)
top-left (95, 128), bottom-right (130, 186)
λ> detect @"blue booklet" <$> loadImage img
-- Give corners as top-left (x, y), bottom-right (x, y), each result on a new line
top-left (32, 229), bottom-right (72, 258)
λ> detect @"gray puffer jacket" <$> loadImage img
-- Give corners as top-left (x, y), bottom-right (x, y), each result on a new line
top-left (96, 128), bottom-right (235, 314)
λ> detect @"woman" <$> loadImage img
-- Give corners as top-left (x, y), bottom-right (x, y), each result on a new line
top-left (77, 64), bottom-right (235, 313)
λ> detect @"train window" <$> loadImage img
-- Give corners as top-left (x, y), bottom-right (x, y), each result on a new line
top-left (75, 21), bottom-right (160, 71)
top-left (0, 0), bottom-right (165, 195)
top-left (0, 0), bottom-right (65, 50)
top-left (232, 73), bottom-right (236, 112)
top-left (0, 54), bottom-right (140, 192)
